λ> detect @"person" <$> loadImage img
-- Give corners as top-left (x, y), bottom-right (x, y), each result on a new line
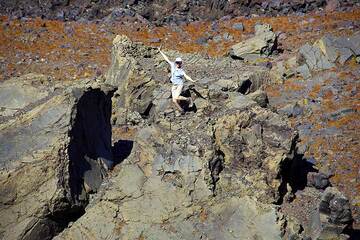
top-left (159, 48), bottom-right (196, 113)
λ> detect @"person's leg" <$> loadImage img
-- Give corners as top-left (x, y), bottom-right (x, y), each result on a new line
top-left (173, 85), bottom-right (193, 107)
top-left (172, 85), bottom-right (184, 112)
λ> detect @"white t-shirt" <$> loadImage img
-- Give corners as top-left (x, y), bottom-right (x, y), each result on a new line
top-left (170, 62), bottom-right (185, 85)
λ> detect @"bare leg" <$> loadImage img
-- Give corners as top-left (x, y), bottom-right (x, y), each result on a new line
top-left (177, 96), bottom-right (193, 107)
top-left (173, 99), bottom-right (184, 112)
top-left (176, 96), bottom-right (188, 101)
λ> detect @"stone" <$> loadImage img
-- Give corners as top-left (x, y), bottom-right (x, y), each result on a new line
top-left (223, 32), bottom-right (233, 41)
top-left (319, 187), bottom-right (353, 224)
top-left (296, 64), bottom-right (312, 79)
top-left (229, 24), bottom-right (277, 60)
top-left (310, 187), bottom-right (353, 239)
top-left (307, 172), bottom-right (330, 189)
top-left (225, 94), bottom-right (258, 109)
top-left (0, 74), bottom-right (50, 117)
top-left (232, 22), bottom-right (244, 31)
top-left (298, 43), bottom-right (334, 71)
top-left (1, 35), bottom-right (302, 240)
top-left (278, 102), bottom-right (304, 117)
top-left (325, 0), bottom-right (340, 12)
top-left (213, 34), bottom-right (223, 43)
top-left (270, 57), bottom-right (297, 82)
top-left (247, 89), bottom-right (269, 108)
top-left (149, 37), bottom-right (161, 43)
top-left (315, 33), bottom-right (360, 65)
top-left (0, 77), bottom-right (116, 240)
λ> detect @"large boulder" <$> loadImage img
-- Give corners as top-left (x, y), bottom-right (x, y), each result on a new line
top-left (270, 32), bottom-right (360, 81)
top-left (310, 187), bottom-right (353, 239)
top-left (55, 103), bottom-right (293, 239)
top-left (230, 24), bottom-right (277, 61)
top-left (0, 75), bottom-right (116, 240)
top-left (315, 32), bottom-right (360, 64)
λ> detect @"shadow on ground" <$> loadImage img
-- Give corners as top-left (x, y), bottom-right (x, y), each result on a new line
top-left (112, 140), bottom-right (134, 164)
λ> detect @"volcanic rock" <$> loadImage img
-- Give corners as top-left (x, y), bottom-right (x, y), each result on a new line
top-left (229, 24), bottom-right (277, 61)
top-left (310, 187), bottom-right (353, 239)
top-left (0, 75), bottom-right (116, 240)
top-left (50, 35), bottom-right (301, 239)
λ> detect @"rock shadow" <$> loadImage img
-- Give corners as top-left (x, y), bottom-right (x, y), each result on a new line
top-left (68, 88), bottom-right (114, 201)
top-left (180, 88), bottom-right (197, 112)
top-left (282, 152), bottom-right (318, 193)
top-left (345, 228), bottom-right (360, 240)
top-left (112, 139), bottom-right (134, 164)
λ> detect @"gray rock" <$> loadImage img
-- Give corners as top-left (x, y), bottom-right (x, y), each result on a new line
top-left (248, 89), bottom-right (269, 108)
top-left (232, 22), bottom-right (244, 31)
top-left (298, 43), bottom-right (334, 71)
top-left (223, 32), bottom-right (233, 41)
top-left (225, 94), bottom-right (258, 110)
top-left (0, 77), bottom-right (116, 240)
top-left (278, 102), bottom-right (304, 117)
top-left (1, 35), bottom-right (301, 240)
top-left (0, 74), bottom-right (50, 117)
top-left (319, 187), bottom-right (353, 224)
top-left (315, 34), bottom-right (359, 64)
top-left (213, 34), bottom-right (223, 43)
top-left (296, 64), bottom-right (312, 79)
top-left (230, 24), bottom-right (277, 60)
top-left (149, 37), bottom-right (161, 43)
top-left (307, 172), bottom-right (330, 189)
top-left (310, 187), bottom-right (353, 240)
top-left (195, 36), bottom-right (210, 45)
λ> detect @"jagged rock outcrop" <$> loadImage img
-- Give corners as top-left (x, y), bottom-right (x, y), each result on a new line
top-left (3, 32), bottom-right (356, 239)
top-left (230, 24), bottom-right (278, 61)
top-left (271, 32), bottom-right (360, 80)
top-left (0, 74), bottom-right (116, 240)
top-left (51, 35), bottom-right (301, 239)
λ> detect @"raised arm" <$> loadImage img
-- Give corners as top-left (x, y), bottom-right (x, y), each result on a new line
top-left (159, 49), bottom-right (172, 65)
top-left (184, 73), bottom-right (196, 83)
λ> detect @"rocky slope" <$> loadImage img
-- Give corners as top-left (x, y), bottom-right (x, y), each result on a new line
top-left (0, 5), bottom-right (359, 240)
top-left (1, 30), bottom-right (358, 239)
top-left (0, 0), bottom-right (359, 23)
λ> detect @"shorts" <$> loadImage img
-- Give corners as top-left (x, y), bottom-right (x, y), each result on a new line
top-left (171, 84), bottom-right (183, 100)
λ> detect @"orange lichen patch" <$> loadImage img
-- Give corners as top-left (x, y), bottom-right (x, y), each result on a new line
top-left (112, 127), bottom-right (137, 141)
top-left (309, 84), bottom-right (322, 99)
top-left (283, 81), bottom-right (305, 92)
top-left (327, 113), bottom-right (359, 128)
top-left (265, 85), bottom-right (282, 98)
top-left (199, 209), bottom-right (208, 223)
top-left (322, 89), bottom-right (334, 99)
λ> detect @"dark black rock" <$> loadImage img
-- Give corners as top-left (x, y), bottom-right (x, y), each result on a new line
top-left (319, 187), bottom-right (353, 224)
top-left (307, 172), bottom-right (330, 189)
top-left (1, 0), bottom-right (357, 24)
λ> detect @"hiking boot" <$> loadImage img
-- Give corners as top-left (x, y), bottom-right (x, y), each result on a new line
top-left (175, 110), bottom-right (185, 117)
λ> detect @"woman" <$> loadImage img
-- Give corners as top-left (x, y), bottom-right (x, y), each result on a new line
top-left (159, 48), bottom-right (196, 113)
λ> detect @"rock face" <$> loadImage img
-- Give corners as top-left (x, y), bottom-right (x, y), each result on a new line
top-left (0, 75), bottom-right (116, 240)
top-left (230, 24), bottom-right (278, 61)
